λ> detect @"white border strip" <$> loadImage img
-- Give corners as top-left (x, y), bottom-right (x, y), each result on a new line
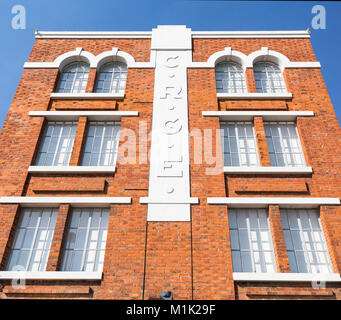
top-left (217, 92), bottom-right (293, 100)
top-left (224, 166), bottom-right (313, 175)
top-left (202, 111), bottom-right (314, 121)
top-left (0, 197), bottom-right (132, 207)
top-left (29, 110), bottom-right (139, 120)
top-left (207, 197), bottom-right (340, 208)
top-left (0, 271), bottom-right (102, 280)
top-left (233, 272), bottom-right (341, 282)
top-left (192, 30), bottom-right (310, 39)
top-left (50, 93), bottom-right (125, 100)
top-left (140, 197), bottom-right (199, 204)
top-left (28, 166), bottom-right (116, 173)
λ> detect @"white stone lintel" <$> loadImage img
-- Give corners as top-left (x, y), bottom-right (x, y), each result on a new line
top-left (50, 92), bottom-right (125, 100)
top-left (0, 197), bottom-right (132, 207)
top-left (207, 197), bottom-right (341, 208)
top-left (28, 166), bottom-right (116, 174)
top-left (202, 110), bottom-right (314, 121)
top-left (217, 92), bottom-right (293, 100)
top-left (29, 110), bottom-right (139, 121)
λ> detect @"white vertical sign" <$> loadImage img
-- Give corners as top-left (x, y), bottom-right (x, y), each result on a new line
top-left (145, 26), bottom-right (197, 221)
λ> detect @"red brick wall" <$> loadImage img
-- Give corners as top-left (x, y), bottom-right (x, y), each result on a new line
top-left (0, 36), bottom-right (340, 299)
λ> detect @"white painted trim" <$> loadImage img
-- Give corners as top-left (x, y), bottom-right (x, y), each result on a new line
top-left (202, 110), bottom-right (314, 121)
top-left (35, 30), bottom-right (152, 39)
top-left (29, 110), bottom-right (139, 120)
top-left (217, 92), bottom-right (293, 100)
top-left (206, 47), bottom-right (248, 69)
top-left (50, 92), bottom-right (125, 100)
top-left (192, 30), bottom-right (311, 39)
top-left (223, 166), bottom-right (313, 174)
top-left (140, 197), bottom-right (199, 204)
top-left (0, 197), bottom-right (132, 207)
top-left (233, 272), bottom-right (341, 282)
top-left (0, 271), bottom-right (102, 280)
top-left (35, 30), bottom-right (310, 39)
top-left (206, 197), bottom-right (340, 208)
top-left (28, 166), bottom-right (116, 173)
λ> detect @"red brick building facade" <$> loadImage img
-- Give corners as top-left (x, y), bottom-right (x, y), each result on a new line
top-left (0, 25), bottom-right (340, 299)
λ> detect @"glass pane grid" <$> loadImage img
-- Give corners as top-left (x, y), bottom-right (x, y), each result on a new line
top-left (254, 62), bottom-right (286, 93)
top-left (35, 121), bottom-right (77, 166)
top-left (56, 62), bottom-right (90, 93)
top-left (229, 209), bottom-right (276, 273)
top-left (6, 208), bottom-right (58, 271)
top-left (264, 121), bottom-right (305, 167)
top-left (61, 208), bottom-right (109, 272)
top-left (81, 121), bottom-right (120, 166)
top-left (215, 62), bottom-right (247, 93)
top-left (95, 62), bottom-right (127, 94)
top-left (220, 121), bottom-right (259, 167)
top-left (281, 209), bottom-right (332, 273)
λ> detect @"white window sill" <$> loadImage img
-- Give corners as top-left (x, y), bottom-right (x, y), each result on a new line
top-left (224, 166), bottom-right (312, 175)
top-left (50, 92), bottom-right (125, 100)
top-left (233, 272), bottom-right (341, 282)
top-left (217, 92), bottom-right (293, 100)
top-left (0, 196), bottom-right (132, 207)
top-left (28, 166), bottom-right (116, 174)
top-left (207, 197), bottom-right (340, 208)
top-left (0, 271), bottom-right (102, 280)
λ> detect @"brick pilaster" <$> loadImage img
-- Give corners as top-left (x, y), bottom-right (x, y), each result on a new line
top-left (254, 116), bottom-right (271, 166)
top-left (46, 204), bottom-right (70, 271)
top-left (245, 68), bottom-right (257, 93)
top-left (268, 205), bottom-right (291, 273)
top-left (86, 68), bottom-right (97, 92)
top-left (320, 205), bottom-right (341, 274)
top-left (69, 116), bottom-right (87, 166)
top-left (0, 205), bottom-right (20, 270)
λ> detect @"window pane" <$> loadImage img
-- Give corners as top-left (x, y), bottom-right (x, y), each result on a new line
top-left (57, 62), bottom-right (90, 93)
top-left (6, 208), bottom-right (58, 271)
top-left (215, 62), bottom-right (246, 93)
top-left (228, 209), bottom-right (276, 273)
top-left (60, 208), bottom-right (110, 272)
top-left (280, 209), bottom-right (332, 273)
top-left (81, 122), bottom-right (120, 167)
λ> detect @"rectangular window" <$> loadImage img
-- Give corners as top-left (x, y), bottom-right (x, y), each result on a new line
top-left (81, 121), bottom-right (120, 166)
top-left (281, 209), bottom-right (332, 273)
top-left (220, 121), bottom-right (258, 167)
top-left (35, 121), bottom-right (77, 166)
top-left (60, 208), bottom-right (109, 272)
top-left (264, 121), bottom-right (305, 167)
top-left (6, 208), bottom-right (58, 271)
top-left (229, 209), bottom-right (276, 273)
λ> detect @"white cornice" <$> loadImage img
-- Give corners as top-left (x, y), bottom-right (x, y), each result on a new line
top-left (50, 92), bottom-right (125, 100)
top-left (202, 111), bottom-right (314, 121)
top-left (35, 29), bottom-right (310, 39)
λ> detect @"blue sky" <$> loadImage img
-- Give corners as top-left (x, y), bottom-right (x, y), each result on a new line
top-left (0, 0), bottom-right (340, 129)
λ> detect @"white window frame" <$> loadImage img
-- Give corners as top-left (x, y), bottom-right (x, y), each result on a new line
top-left (220, 121), bottom-right (259, 167)
top-left (6, 208), bottom-right (58, 272)
top-left (215, 61), bottom-right (247, 94)
top-left (95, 61), bottom-right (127, 94)
top-left (281, 208), bottom-right (333, 274)
top-left (35, 121), bottom-right (77, 166)
top-left (81, 121), bottom-right (120, 167)
top-left (60, 208), bottom-right (110, 272)
top-left (56, 62), bottom-right (90, 93)
top-left (264, 121), bottom-right (306, 167)
top-left (229, 208), bottom-right (277, 273)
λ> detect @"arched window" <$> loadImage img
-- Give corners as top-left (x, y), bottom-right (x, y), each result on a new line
top-left (254, 62), bottom-right (286, 93)
top-left (215, 62), bottom-right (246, 93)
top-left (56, 62), bottom-right (90, 93)
top-left (95, 62), bottom-right (127, 94)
